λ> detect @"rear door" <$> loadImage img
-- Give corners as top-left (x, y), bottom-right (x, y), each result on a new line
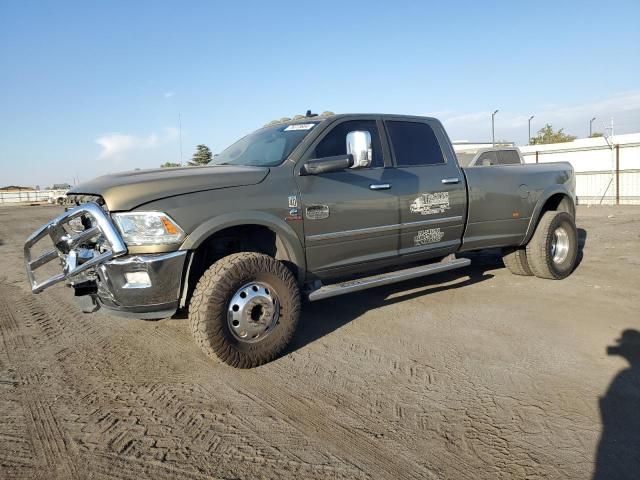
top-left (383, 118), bottom-right (467, 257)
top-left (295, 118), bottom-right (398, 273)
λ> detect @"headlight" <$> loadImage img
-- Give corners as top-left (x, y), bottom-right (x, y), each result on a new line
top-left (112, 212), bottom-right (185, 246)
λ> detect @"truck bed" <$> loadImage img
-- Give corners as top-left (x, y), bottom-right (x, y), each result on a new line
top-left (460, 162), bottom-right (575, 251)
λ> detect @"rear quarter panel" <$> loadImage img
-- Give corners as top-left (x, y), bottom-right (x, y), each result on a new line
top-left (461, 162), bottom-right (574, 251)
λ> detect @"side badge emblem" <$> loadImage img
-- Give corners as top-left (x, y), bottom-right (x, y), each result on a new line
top-left (306, 205), bottom-right (330, 220)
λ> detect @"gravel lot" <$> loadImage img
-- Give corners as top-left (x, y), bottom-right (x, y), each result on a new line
top-left (1, 204), bottom-right (638, 479)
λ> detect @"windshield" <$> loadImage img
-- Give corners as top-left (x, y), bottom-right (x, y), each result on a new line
top-left (211, 122), bottom-right (319, 167)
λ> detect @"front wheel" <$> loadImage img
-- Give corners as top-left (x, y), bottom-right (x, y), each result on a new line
top-left (189, 252), bottom-right (300, 368)
top-left (526, 211), bottom-right (578, 279)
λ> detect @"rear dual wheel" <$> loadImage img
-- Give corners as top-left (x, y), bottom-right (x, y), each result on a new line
top-left (526, 211), bottom-right (578, 279)
top-left (503, 211), bottom-right (578, 280)
top-left (502, 246), bottom-right (533, 276)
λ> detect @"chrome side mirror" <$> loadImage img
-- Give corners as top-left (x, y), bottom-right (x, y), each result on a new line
top-left (346, 130), bottom-right (372, 168)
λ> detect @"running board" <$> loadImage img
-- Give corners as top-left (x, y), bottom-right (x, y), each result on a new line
top-left (307, 257), bottom-right (471, 302)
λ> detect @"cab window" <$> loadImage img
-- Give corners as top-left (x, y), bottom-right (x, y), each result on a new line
top-left (313, 120), bottom-right (384, 168)
top-left (386, 121), bottom-right (445, 167)
top-left (497, 150), bottom-right (521, 165)
top-left (476, 151), bottom-right (498, 166)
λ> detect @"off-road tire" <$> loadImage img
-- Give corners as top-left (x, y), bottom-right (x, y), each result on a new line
top-left (189, 252), bottom-right (300, 368)
top-left (526, 211), bottom-right (578, 280)
top-left (502, 247), bottom-right (533, 276)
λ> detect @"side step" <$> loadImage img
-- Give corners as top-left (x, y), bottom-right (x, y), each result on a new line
top-left (307, 257), bottom-right (471, 302)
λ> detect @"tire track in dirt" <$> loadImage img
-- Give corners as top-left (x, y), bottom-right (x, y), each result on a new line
top-left (1, 282), bottom-right (369, 479)
top-left (1, 275), bottom-right (598, 480)
top-left (0, 283), bottom-right (77, 478)
top-left (0, 288), bottom-right (28, 360)
top-left (262, 321), bottom-right (595, 480)
top-left (0, 396), bottom-right (37, 472)
top-left (228, 374), bottom-right (438, 480)
top-left (22, 397), bottom-right (76, 478)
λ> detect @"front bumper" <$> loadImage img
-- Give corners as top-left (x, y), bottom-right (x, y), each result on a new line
top-left (24, 202), bottom-right (187, 319)
top-left (94, 251), bottom-right (187, 318)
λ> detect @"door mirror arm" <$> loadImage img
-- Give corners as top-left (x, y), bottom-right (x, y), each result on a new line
top-left (300, 154), bottom-right (354, 175)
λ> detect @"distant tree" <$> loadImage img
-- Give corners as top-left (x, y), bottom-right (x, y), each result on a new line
top-left (530, 124), bottom-right (577, 145)
top-left (320, 111), bottom-right (335, 117)
top-left (160, 161), bottom-right (181, 168)
top-left (188, 144), bottom-right (213, 166)
top-left (589, 132), bottom-right (604, 138)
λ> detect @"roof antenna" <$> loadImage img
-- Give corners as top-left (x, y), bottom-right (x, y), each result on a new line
top-left (305, 110), bottom-right (318, 118)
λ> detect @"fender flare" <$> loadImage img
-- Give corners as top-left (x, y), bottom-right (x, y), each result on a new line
top-left (521, 185), bottom-right (575, 246)
top-left (179, 210), bottom-right (306, 280)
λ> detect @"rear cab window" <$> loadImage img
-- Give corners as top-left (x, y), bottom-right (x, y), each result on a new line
top-left (476, 151), bottom-right (498, 166)
top-left (385, 121), bottom-right (445, 167)
top-left (497, 149), bottom-right (521, 165)
top-left (474, 149), bottom-right (521, 166)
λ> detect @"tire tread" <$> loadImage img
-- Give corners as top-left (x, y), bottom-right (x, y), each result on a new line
top-left (189, 252), bottom-right (300, 368)
top-left (502, 247), bottom-right (533, 276)
top-left (526, 211), bottom-right (577, 280)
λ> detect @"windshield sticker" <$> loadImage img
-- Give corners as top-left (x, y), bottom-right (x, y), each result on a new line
top-left (414, 228), bottom-right (444, 246)
top-left (284, 124), bottom-right (316, 131)
top-left (410, 192), bottom-right (450, 215)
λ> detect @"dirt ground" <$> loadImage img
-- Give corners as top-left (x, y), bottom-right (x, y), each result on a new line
top-left (0, 205), bottom-right (638, 480)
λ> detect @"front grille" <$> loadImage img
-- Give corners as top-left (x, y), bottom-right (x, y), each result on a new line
top-left (24, 202), bottom-right (127, 293)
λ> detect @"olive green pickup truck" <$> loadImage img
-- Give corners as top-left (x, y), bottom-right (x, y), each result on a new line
top-left (25, 113), bottom-right (578, 367)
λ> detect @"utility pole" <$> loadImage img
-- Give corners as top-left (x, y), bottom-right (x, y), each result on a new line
top-left (528, 115), bottom-right (534, 145)
top-left (492, 109), bottom-right (499, 146)
top-left (589, 117), bottom-right (596, 137)
top-left (610, 117), bottom-right (615, 203)
top-left (179, 113), bottom-right (183, 166)
top-left (610, 117), bottom-right (614, 138)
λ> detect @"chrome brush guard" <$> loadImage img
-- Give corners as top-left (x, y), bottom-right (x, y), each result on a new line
top-left (24, 202), bottom-right (127, 293)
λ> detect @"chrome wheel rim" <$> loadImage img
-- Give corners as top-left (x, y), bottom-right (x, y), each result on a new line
top-left (550, 227), bottom-right (570, 264)
top-left (227, 282), bottom-right (279, 343)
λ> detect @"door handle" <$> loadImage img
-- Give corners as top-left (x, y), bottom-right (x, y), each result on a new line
top-left (441, 177), bottom-right (460, 184)
top-left (369, 183), bottom-right (391, 191)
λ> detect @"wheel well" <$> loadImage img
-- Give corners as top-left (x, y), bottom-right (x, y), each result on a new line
top-left (525, 193), bottom-right (575, 245)
top-left (540, 193), bottom-right (575, 218)
top-left (181, 225), bottom-right (298, 309)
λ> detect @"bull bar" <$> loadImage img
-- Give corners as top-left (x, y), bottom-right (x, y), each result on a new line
top-left (24, 202), bottom-right (127, 293)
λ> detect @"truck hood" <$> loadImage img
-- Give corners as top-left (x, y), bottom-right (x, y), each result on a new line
top-left (69, 165), bottom-right (269, 211)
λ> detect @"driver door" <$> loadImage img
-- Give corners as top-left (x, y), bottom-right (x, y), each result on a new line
top-left (295, 118), bottom-right (399, 275)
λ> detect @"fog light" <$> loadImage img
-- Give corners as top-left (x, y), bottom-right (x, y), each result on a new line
top-left (124, 271), bottom-right (151, 288)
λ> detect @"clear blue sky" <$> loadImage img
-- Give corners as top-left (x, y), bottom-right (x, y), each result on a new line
top-left (1, 0), bottom-right (639, 187)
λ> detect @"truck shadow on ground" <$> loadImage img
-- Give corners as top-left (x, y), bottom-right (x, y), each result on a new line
top-left (577, 227), bottom-right (587, 268)
top-left (289, 229), bottom-right (588, 355)
top-left (288, 257), bottom-right (500, 354)
top-left (593, 329), bottom-right (640, 479)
